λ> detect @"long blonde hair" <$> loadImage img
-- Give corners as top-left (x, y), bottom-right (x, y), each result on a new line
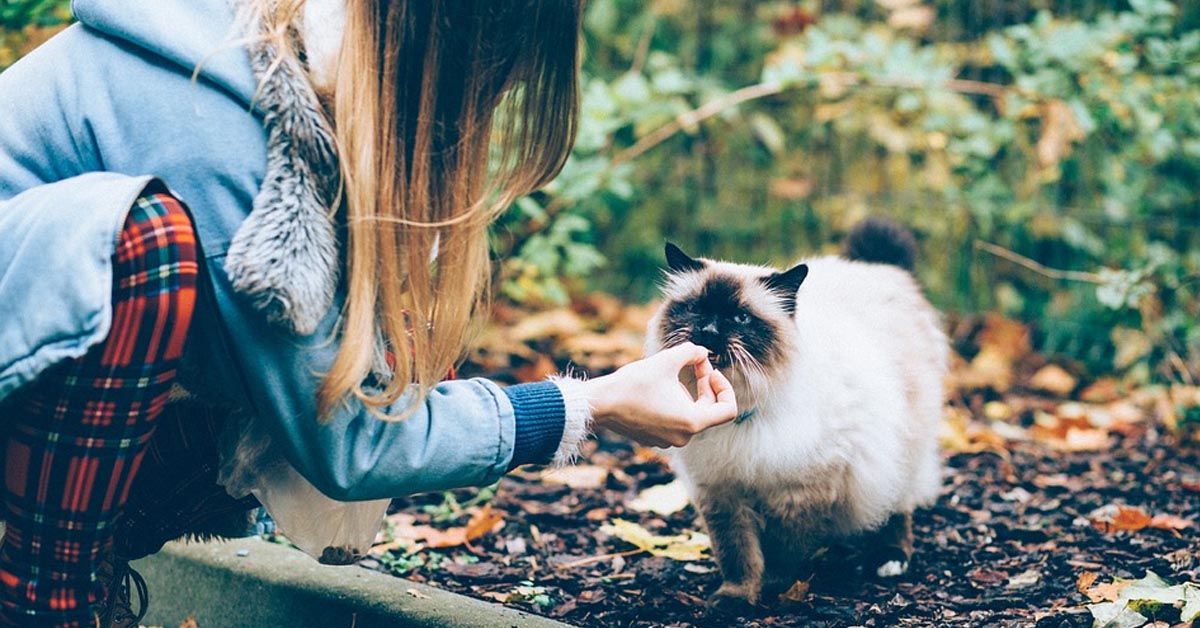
top-left (250, 0), bottom-right (580, 419)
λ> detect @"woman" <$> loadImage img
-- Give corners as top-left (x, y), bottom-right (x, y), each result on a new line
top-left (0, 0), bottom-right (738, 626)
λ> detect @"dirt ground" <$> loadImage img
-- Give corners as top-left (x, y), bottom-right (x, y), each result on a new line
top-left (352, 305), bottom-right (1200, 628)
top-left (368, 421), bottom-right (1198, 628)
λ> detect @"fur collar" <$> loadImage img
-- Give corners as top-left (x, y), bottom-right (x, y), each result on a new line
top-left (223, 8), bottom-right (341, 336)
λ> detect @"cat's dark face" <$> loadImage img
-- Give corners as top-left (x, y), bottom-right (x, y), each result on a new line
top-left (655, 243), bottom-right (807, 372)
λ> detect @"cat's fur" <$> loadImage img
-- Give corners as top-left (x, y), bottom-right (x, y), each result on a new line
top-left (645, 218), bottom-right (948, 609)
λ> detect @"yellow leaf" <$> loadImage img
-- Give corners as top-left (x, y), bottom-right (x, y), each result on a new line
top-left (600, 519), bottom-right (710, 562)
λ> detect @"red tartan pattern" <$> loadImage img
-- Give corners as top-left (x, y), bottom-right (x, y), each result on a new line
top-left (0, 191), bottom-right (197, 628)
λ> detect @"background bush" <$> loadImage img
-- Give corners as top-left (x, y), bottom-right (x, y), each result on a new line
top-left (3, 0), bottom-right (1198, 383)
top-left (494, 0), bottom-right (1200, 384)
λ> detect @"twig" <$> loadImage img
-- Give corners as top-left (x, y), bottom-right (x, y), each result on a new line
top-left (610, 81), bottom-right (787, 169)
top-left (555, 548), bottom-right (644, 569)
top-left (630, 11), bottom-right (658, 76)
top-left (974, 240), bottom-right (1103, 283)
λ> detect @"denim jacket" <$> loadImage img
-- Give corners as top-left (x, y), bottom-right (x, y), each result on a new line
top-left (0, 0), bottom-right (589, 503)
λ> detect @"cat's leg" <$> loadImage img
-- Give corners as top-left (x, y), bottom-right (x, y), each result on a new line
top-left (759, 522), bottom-right (816, 600)
top-left (696, 492), bottom-right (765, 609)
top-left (861, 511), bottom-right (913, 578)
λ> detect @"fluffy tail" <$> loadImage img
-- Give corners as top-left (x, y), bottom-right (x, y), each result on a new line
top-left (842, 217), bottom-right (918, 271)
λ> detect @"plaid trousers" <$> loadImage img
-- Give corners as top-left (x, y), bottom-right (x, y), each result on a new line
top-left (0, 191), bottom-right (198, 627)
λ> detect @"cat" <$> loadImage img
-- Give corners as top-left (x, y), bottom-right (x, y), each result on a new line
top-left (645, 217), bottom-right (948, 609)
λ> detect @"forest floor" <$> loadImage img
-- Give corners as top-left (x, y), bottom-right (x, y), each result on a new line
top-left (357, 298), bottom-right (1200, 628)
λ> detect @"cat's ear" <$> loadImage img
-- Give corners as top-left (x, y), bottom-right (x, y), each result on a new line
top-left (665, 242), bottom-right (705, 273)
top-left (761, 263), bottom-right (808, 314)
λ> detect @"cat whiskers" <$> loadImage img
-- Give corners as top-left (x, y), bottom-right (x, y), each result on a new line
top-left (662, 327), bottom-right (692, 350)
top-left (727, 338), bottom-right (768, 411)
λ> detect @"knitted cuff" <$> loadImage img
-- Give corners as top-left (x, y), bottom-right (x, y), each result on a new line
top-left (504, 381), bottom-right (567, 469)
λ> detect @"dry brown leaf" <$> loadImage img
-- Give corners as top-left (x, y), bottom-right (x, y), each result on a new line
top-left (385, 506), bottom-right (504, 549)
top-left (1148, 514), bottom-right (1192, 532)
top-left (1090, 505), bottom-right (1152, 533)
top-left (509, 309), bottom-right (585, 342)
top-left (1086, 579), bottom-right (1134, 603)
top-left (768, 177), bottom-right (814, 200)
top-left (779, 579), bottom-right (811, 604)
top-left (977, 314), bottom-right (1032, 361)
top-left (462, 505), bottom-right (505, 542)
top-left (888, 5), bottom-right (934, 30)
top-left (1058, 427), bottom-right (1111, 452)
top-left (542, 465), bottom-right (609, 489)
top-left (1037, 99), bottom-right (1085, 168)
top-left (959, 346), bottom-right (1015, 392)
top-left (178, 618), bottom-right (200, 628)
top-left (1029, 364), bottom-right (1077, 397)
top-left (1077, 571), bottom-right (1100, 595)
top-left (512, 354), bottom-right (558, 383)
top-left (1079, 378), bottom-right (1122, 403)
top-left (940, 407), bottom-right (1010, 454)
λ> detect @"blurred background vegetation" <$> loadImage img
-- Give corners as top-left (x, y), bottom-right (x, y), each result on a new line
top-left (3, 0), bottom-right (1199, 385)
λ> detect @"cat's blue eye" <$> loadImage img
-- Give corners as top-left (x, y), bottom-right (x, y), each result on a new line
top-left (733, 312), bottom-right (750, 325)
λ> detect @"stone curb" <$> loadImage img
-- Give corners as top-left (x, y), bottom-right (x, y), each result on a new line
top-left (132, 537), bottom-right (575, 628)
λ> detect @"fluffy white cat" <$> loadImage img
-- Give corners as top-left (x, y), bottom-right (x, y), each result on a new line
top-left (645, 218), bottom-right (948, 609)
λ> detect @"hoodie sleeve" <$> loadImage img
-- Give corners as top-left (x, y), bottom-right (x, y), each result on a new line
top-left (206, 260), bottom-right (597, 501)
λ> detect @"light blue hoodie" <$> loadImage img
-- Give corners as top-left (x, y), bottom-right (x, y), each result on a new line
top-left (0, 0), bottom-right (582, 501)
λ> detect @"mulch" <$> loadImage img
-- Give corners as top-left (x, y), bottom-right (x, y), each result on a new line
top-left (366, 422), bottom-right (1200, 628)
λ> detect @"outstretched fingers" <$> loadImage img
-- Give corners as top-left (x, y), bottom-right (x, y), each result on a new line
top-left (693, 368), bottom-right (738, 428)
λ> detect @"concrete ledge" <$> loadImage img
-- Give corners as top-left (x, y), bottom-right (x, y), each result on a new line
top-left (132, 537), bottom-right (574, 628)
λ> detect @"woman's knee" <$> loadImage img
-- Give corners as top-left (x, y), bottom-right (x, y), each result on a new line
top-left (109, 189), bottom-right (200, 363)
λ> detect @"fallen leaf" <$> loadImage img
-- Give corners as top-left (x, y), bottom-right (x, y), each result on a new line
top-left (512, 354), bottom-right (558, 383)
top-left (1036, 99), bottom-right (1085, 168)
top-left (1087, 579), bottom-right (1134, 603)
top-left (1087, 601), bottom-right (1147, 628)
top-left (1089, 505), bottom-right (1152, 533)
top-left (179, 618), bottom-right (200, 628)
top-left (600, 519), bottom-right (710, 561)
top-left (779, 579), bottom-right (811, 604)
top-left (542, 465), bottom-right (608, 489)
top-left (1080, 378), bottom-right (1122, 403)
top-left (1077, 571), bottom-right (1099, 595)
top-left (628, 480), bottom-right (691, 516)
top-left (1086, 571), bottom-right (1200, 623)
top-left (887, 5), bottom-right (933, 30)
top-left (1029, 364), bottom-right (1077, 397)
top-left (977, 314), bottom-right (1032, 361)
top-left (1008, 569), bottom-right (1041, 588)
top-left (406, 588), bottom-right (431, 600)
top-left (1147, 513), bottom-right (1192, 533)
top-left (509, 309), bottom-right (585, 342)
top-left (385, 506), bottom-right (504, 549)
top-left (462, 505), bottom-right (505, 544)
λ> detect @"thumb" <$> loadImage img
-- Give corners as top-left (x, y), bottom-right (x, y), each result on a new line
top-left (656, 342), bottom-right (710, 369)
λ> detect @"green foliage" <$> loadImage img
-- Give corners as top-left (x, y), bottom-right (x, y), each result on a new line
top-left (0, 0), bottom-right (70, 69)
top-left (4, 0), bottom-right (1197, 380)
top-left (498, 0), bottom-right (1199, 382)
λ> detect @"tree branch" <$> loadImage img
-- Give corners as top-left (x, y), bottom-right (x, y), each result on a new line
top-left (974, 239), bottom-right (1102, 283)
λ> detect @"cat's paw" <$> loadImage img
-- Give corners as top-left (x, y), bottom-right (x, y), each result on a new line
top-left (875, 559), bottom-right (909, 578)
top-left (707, 582), bottom-right (759, 614)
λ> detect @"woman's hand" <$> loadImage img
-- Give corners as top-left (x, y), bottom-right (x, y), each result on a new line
top-left (581, 343), bottom-right (738, 448)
